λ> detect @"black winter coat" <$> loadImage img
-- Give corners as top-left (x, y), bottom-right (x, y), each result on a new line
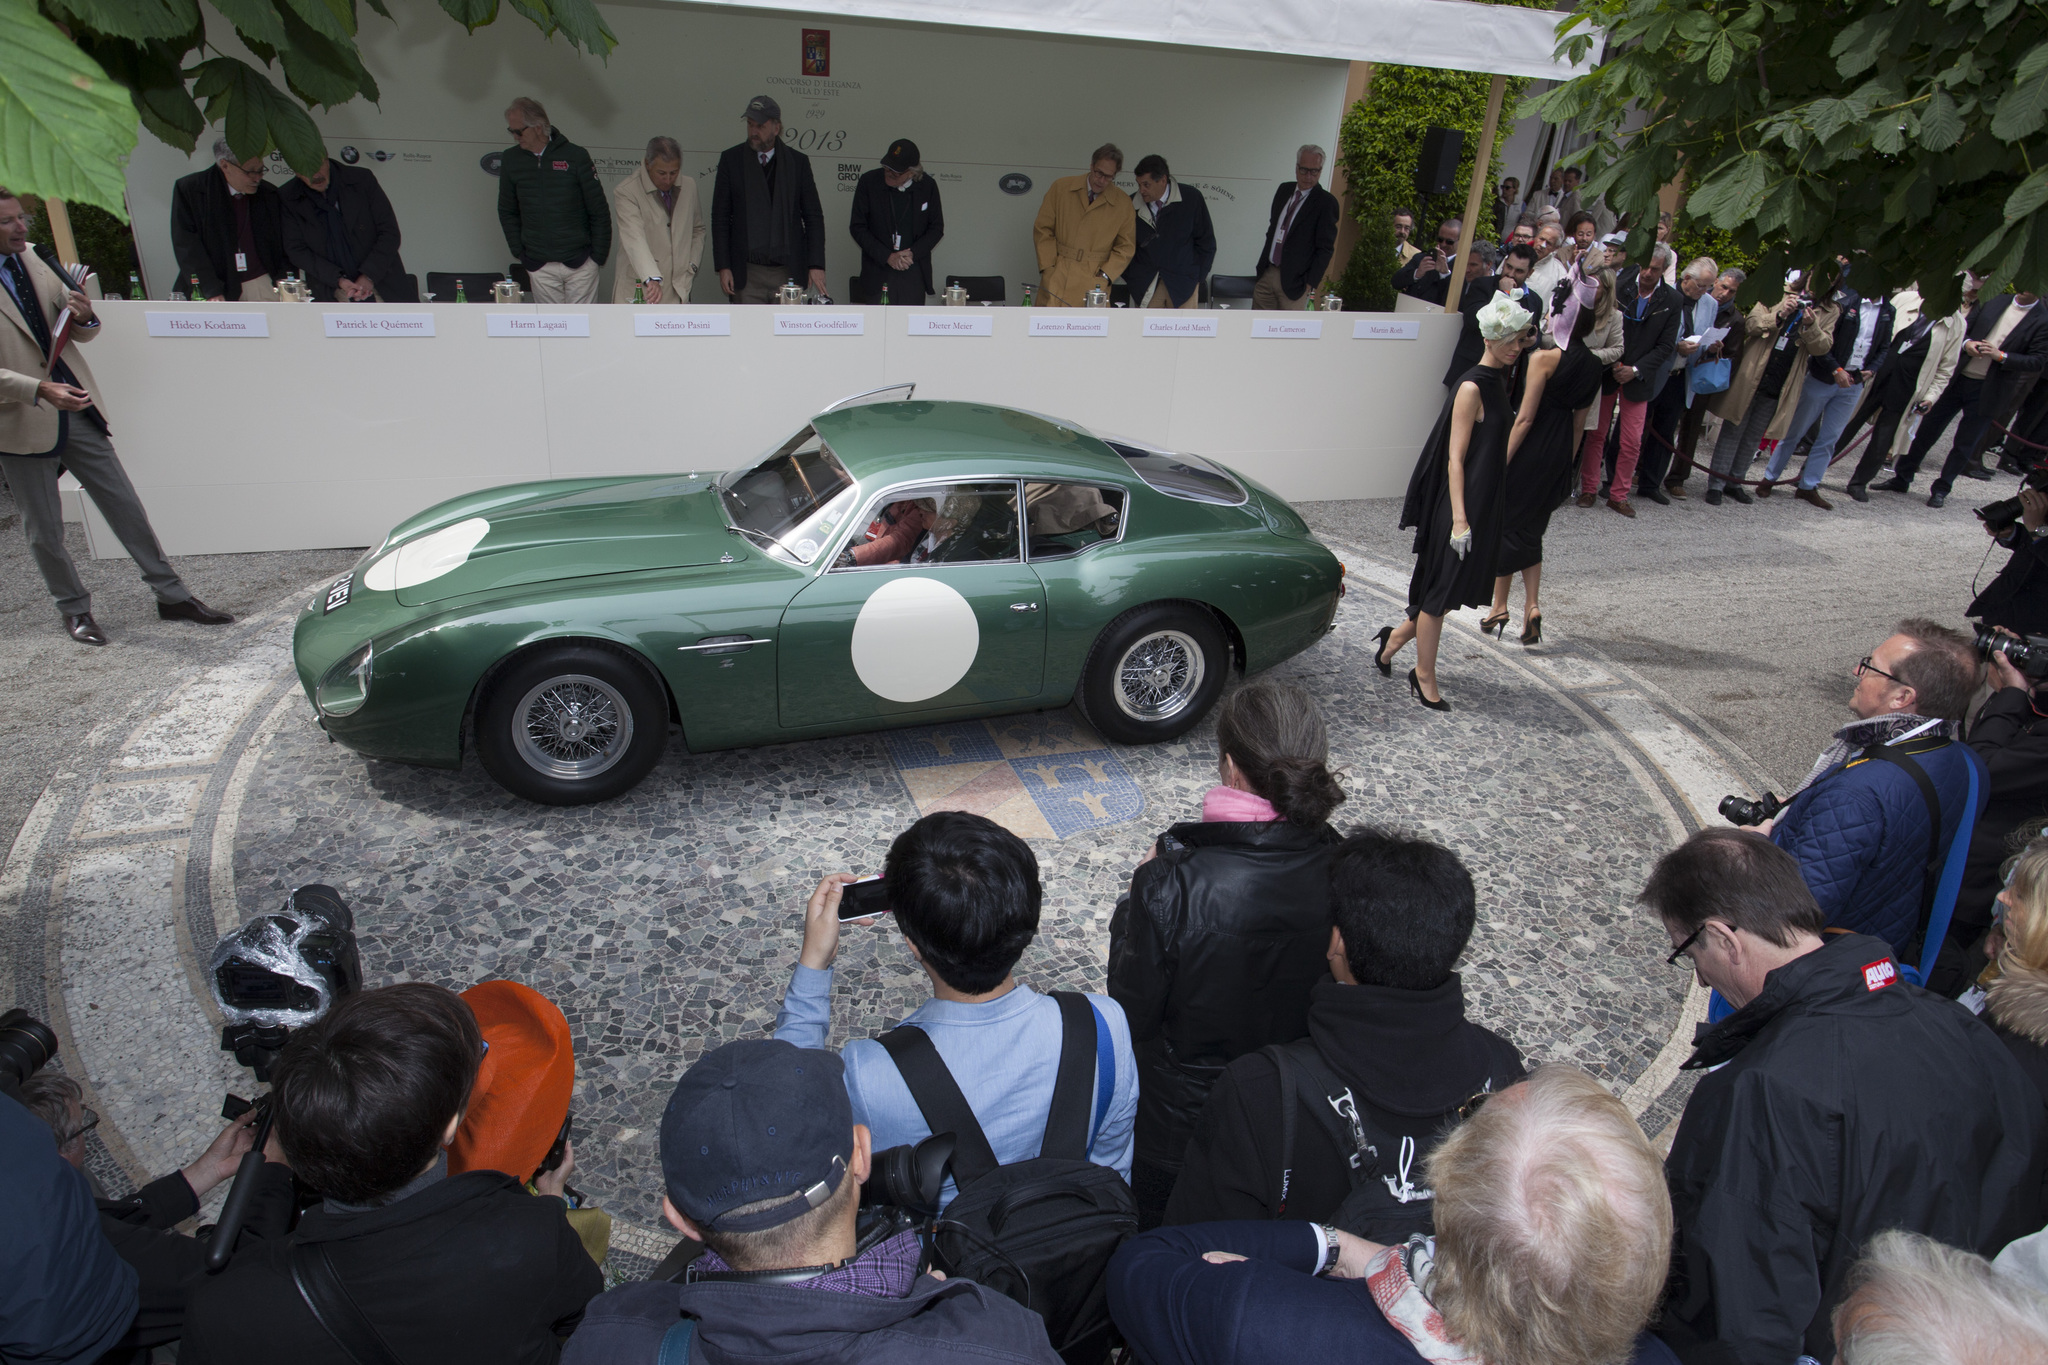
top-left (278, 162), bottom-right (417, 301)
top-left (496, 127), bottom-right (611, 270)
top-left (1960, 684), bottom-right (2048, 934)
top-left (169, 166), bottom-right (285, 301)
top-left (100, 1163), bottom-right (294, 1357)
top-left (1658, 933), bottom-right (2048, 1365)
top-left (1107, 818), bottom-right (1341, 1171)
top-left (711, 143), bottom-right (827, 292)
top-left (849, 168), bottom-right (944, 298)
top-left (182, 1170), bottom-right (602, 1365)
top-left (1125, 182), bottom-right (1217, 308)
top-left (1610, 273), bottom-right (1682, 401)
top-left (1969, 527), bottom-right (2048, 638)
top-left (1163, 974), bottom-right (1524, 1227)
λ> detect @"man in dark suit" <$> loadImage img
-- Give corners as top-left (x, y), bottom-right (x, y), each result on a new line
top-left (848, 138), bottom-right (943, 304)
top-left (1577, 246), bottom-right (1680, 516)
top-left (1441, 242), bottom-right (1544, 390)
top-left (278, 158), bottom-right (416, 302)
top-left (1125, 155), bottom-right (1216, 309)
top-left (1391, 217), bottom-right (1464, 307)
top-left (169, 138), bottom-right (285, 302)
top-left (712, 95), bottom-right (828, 304)
top-left (1253, 146), bottom-right (1337, 310)
top-left (1638, 257), bottom-right (1729, 502)
top-left (1887, 289), bottom-right (2047, 504)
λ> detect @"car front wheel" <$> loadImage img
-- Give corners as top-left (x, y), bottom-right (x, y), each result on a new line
top-left (476, 644), bottom-right (668, 804)
top-left (1077, 603), bottom-right (1230, 745)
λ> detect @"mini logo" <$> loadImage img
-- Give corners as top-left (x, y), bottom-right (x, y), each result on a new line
top-left (1862, 959), bottom-right (1897, 991)
top-left (371, 149), bottom-right (393, 162)
top-left (479, 152), bottom-right (504, 176)
top-left (552, 160), bottom-right (569, 170)
top-left (339, 145), bottom-right (359, 164)
top-left (998, 173), bottom-right (1032, 196)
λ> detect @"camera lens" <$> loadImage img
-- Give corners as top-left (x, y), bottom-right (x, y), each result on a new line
top-left (0, 1008), bottom-right (58, 1090)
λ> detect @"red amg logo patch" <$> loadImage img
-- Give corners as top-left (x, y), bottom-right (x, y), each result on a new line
top-left (1862, 959), bottom-right (1898, 991)
top-left (552, 160), bottom-right (569, 170)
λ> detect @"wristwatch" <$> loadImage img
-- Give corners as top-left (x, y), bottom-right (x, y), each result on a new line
top-left (1313, 1223), bottom-right (1343, 1276)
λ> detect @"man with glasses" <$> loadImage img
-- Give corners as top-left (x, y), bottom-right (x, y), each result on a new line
top-left (498, 95), bottom-right (611, 305)
top-left (1391, 218), bottom-right (1465, 307)
top-left (170, 136), bottom-right (286, 301)
top-left (1642, 828), bottom-right (2045, 1365)
top-left (1253, 145), bottom-right (1338, 310)
top-left (1032, 142), bottom-right (1137, 309)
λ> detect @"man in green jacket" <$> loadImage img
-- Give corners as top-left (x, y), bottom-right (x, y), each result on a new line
top-left (498, 96), bottom-right (611, 304)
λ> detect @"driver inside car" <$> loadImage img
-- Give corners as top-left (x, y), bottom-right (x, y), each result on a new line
top-left (907, 491), bottom-right (985, 563)
top-left (844, 497), bottom-right (935, 567)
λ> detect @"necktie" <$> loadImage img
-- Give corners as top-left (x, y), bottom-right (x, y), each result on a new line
top-left (5, 254), bottom-right (51, 360)
top-left (758, 151), bottom-right (770, 166)
top-left (1278, 191), bottom-right (1305, 240)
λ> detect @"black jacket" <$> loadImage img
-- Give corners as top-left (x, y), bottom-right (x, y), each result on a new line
top-left (1970, 527), bottom-right (2048, 637)
top-left (1807, 289), bottom-right (1894, 385)
top-left (1442, 275), bottom-right (1548, 389)
top-left (278, 162), bottom-right (417, 302)
top-left (170, 166), bottom-right (285, 301)
top-left (849, 168), bottom-right (944, 298)
top-left (1392, 251), bottom-right (1452, 307)
top-left (1658, 933), bottom-right (2048, 1365)
top-left (1126, 182), bottom-right (1217, 308)
top-left (1257, 183), bottom-right (1339, 300)
top-left (99, 1163), bottom-right (295, 1357)
top-left (1611, 273), bottom-right (1682, 401)
top-left (1961, 684), bottom-right (2048, 934)
top-left (1954, 293), bottom-right (2048, 427)
top-left (496, 127), bottom-right (610, 270)
top-left (0, 1094), bottom-right (138, 1365)
top-left (711, 143), bottom-right (827, 292)
top-left (182, 1170), bottom-right (602, 1365)
top-left (1107, 818), bottom-right (1342, 1170)
top-left (1163, 975), bottom-right (1524, 1228)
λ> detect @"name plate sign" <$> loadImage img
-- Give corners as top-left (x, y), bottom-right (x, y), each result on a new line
top-left (1250, 317), bottom-right (1323, 340)
top-left (1354, 318), bottom-right (1423, 341)
top-left (1141, 316), bottom-right (1218, 338)
top-left (906, 313), bottom-right (994, 337)
top-left (323, 312), bottom-right (435, 337)
top-left (775, 312), bottom-right (865, 335)
top-left (146, 312), bottom-right (269, 338)
top-left (487, 313), bottom-right (589, 337)
top-left (636, 313), bottom-right (731, 336)
top-left (1029, 315), bottom-right (1109, 337)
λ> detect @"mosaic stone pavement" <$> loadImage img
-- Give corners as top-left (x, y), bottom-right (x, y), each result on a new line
top-left (3, 535), bottom-right (1778, 1276)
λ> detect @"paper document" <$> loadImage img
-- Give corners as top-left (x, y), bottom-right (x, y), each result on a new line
top-left (1691, 324), bottom-right (1730, 349)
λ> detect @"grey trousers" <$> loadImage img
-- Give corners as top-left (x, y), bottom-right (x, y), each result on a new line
top-left (0, 420), bottom-right (189, 617)
top-left (1705, 397), bottom-right (1778, 491)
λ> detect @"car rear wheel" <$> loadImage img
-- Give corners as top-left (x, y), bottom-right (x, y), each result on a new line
top-left (1076, 603), bottom-right (1229, 745)
top-left (476, 644), bottom-right (667, 804)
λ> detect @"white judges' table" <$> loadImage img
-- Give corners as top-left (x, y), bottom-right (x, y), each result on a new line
top-left (75, 301), bottom-right (1460, 557)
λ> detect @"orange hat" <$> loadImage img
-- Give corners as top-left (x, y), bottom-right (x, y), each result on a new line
top-left (448, 980), bottom-right (575, 1181)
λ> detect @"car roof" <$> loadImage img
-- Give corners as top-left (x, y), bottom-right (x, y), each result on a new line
top-left (809, 401), bottom-right (1132, 484)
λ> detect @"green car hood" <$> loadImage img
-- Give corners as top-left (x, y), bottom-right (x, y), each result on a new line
top-left (376, 474), bottom-right (734, 606)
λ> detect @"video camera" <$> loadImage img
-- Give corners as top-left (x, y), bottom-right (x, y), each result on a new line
top-left (1719, 790), bottom-right (1785, 827)
top-left (1976, 461), bottom-right (2048, 535)
top-left (1975, 625), bottom-right (2048, 681)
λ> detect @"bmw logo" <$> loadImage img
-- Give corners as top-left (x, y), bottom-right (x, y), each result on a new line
top-left (339, 145), bottom-right (359, 164)
top-left (998, 173), bottom-right (1032, 196)
top-left (480, 152), bottom-right (504, 176)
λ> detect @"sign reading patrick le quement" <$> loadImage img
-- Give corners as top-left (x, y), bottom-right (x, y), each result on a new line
top-left (146, 312), bottom-right (270, 338)
top-left (323, 313), bottom-right (436, 337)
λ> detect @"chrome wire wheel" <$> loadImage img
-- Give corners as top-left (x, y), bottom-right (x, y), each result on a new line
top-left (511, 674), bottom-right (634, 780)
top-left (1113, 629), bottom-right (1205, 722)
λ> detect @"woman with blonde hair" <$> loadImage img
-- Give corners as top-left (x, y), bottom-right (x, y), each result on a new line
top-left (1981, 826), bottom-right (2048, 1103)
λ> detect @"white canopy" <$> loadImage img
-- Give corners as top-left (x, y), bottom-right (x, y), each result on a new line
top-left (667, 0), bottom-right (1601, 81)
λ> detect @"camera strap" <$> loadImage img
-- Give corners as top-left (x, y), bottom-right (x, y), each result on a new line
top-left (1853, 739), bottom-right (1985, 986)
top-left (290, 1241), bottom-right (409, 1365)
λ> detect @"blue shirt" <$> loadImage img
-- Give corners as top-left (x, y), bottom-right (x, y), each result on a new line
top-left (774, 967), bottom-right (1138, 1206)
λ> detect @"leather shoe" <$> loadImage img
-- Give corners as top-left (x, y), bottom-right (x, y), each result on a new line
top-left (1575, 492), bottom-right (1598, 508)
top-left (1724, 485), bottom-right (1754, 505)
top-left (1927, 491), bottom-right (1947, 508)
top-left (1665, 481), bottom-right (1689, 499)
top-left (1796, 487), bottom-right (1833, 510)
top-left (1961, 464), bottom-right (1995, 481)
top-left (1848, 484), bottom-right (1870, 503)
top-left (1877, 478), bottom-right (1911, 493)
top-left (1998, 456), bottom-right (2025, 476)
top-left (65, 613), bottom-right (107, 646)
top-left (1704, 488), bottom-right (1724, 506)
top-left (1606, 496), bottom-right (1636, 518)
top-left (1756, 480), bottom-right (1776, 498)
top-left (1641, 485), bottom-right (1671, 506)
top-left (157, 596), bottom-right (235, 625)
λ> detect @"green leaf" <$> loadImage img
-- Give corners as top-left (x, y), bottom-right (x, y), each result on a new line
top-left (437, 0), bottom-right (495, 30)
top-left (0, 0), bottom-right (140, 215)
top-left (1691, 151), bottom-right (1772, 227)
top-left (1675, 11), bottom-right (1717, 42)
top-left (135, 81), bottom-right (204, 150)
top-left (1808, 97), bottom-right (1859, 142)
top-left (46, 0), bottom-right (201, 43)
top-left (1918, 89), bottom-right (1964, 149)
top-left (1992, 74), bottom-right (2048, 140)
top-left (1870, 116), bottom-right (1907, 155)
top-left (190, 55), bottom-right (325, 171)
top-left (1831, 15), bottom-right (1890, 79)
top-left (1961, 218), bottom-right (2015, 273)
top-left (361, 0), bottom-right (389, 17)
top-left (537, 0), bottom-right (613, 53)
top-left (2009, 168), bottom-right (2048, 221)
top-left (276, 0), bottom-right (354, 45)
top-left (1707, 32), bottom-right (1735, 84)
top-left (275, 6), bottom-right (376, 107)
top-left (206, 0), bottom-right (288, 50)
top-left (2019, 41), bottom-right (2048, 87)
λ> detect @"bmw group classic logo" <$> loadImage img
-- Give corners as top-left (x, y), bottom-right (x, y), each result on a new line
top-left (339, 146), bottom-right (360, 164)
top-left (480, 152), bottom-right (505, 176)
top-left (999, 173), bottom-right (1033, 195)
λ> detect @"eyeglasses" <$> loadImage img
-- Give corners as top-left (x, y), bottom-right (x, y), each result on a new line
top-left (1855, 656), bottom-right (1904, 684)
top-left (1437, 237), bottom-right (1460, 249)
top-left (1456, 1088), bottom-right (1497, 1122)
top-left (61, 1106), bottom-right (100, 1145)
top-left (1665, 923), bottom-right (1708, 966)
top-left (1295, 164), bottom-right (1322, 176)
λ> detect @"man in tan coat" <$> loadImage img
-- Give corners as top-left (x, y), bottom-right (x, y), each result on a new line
top-left (1032, 144), bottom-right (1136, 308)
top-left (612, 137), bottom-right (705, 304)
top-left (0, 188), bottom-right (231, 644)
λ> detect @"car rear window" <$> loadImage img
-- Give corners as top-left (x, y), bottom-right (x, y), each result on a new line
top-left (1102, 441), bottom-right (1247, 506)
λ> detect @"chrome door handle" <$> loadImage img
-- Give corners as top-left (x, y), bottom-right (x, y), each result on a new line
top-left (1009, 602), bottom-right (1040, 612)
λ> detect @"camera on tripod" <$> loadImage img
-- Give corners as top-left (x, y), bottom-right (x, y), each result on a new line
top-left (1719, 790), bottom-right (1785, 827)
top-left (210, 884), bottom-right (362, 1082)
top-left (1974, 625), bottom-right (2048, 681)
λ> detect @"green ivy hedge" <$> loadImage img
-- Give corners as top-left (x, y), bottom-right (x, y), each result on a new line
top-left (21, 194), bottom-right (142, 296)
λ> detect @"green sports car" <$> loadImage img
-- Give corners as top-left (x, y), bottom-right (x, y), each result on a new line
top-left (293, 394), bottom-right (1344, 804)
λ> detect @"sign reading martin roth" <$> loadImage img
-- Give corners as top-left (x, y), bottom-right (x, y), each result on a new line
top-left (635, 313), bottom-right (732, 336)
top-left (774, 312), bottom-right (866, 335)
top-left (486, 313), bottom-right (590, 337)
top-left (323, 313), bottom-right (435, 337)
top-left (146, 312), bottom-right (270, 338)
top-left (1354, 318), bottom-right (1423, 341)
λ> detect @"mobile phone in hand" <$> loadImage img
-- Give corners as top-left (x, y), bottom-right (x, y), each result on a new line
top-left (838, 874), bottom-right (891, 922)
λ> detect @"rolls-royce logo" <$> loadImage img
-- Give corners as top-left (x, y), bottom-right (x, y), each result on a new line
top-left (999, 173), bottom-right (1032, 196)
top-left (480, 152), bottom-right (505, 176)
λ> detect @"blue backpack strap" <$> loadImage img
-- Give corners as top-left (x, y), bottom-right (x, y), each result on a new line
top-left (1089, 999), bottom-right (1114, 1150)
top-left (1909, 746), bottom-right (1985, 987)
top-left (658, 1318), bottom-right (696, 1365)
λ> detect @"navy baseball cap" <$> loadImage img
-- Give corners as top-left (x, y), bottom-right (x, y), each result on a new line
top-left (661, 1039), bottom-right (852, 1232)
top-left (743, 95), bottom-right (781, 123)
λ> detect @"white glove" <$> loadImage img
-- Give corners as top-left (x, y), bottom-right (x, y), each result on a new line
top-left (1449, 528), bottom-right (1472, 560)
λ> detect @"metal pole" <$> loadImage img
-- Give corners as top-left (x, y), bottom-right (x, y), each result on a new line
top-left (1449, 73), bottom-right (1509, 308)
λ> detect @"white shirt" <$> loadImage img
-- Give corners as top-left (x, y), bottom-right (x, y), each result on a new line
top-left (1966, 298), bottom-right (2037, 378)
top-left (1846, 298), bottom-right (1884, 371)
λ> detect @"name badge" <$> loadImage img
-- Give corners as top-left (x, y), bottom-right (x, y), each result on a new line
top-left (234, 252), bottom-right (247, 272)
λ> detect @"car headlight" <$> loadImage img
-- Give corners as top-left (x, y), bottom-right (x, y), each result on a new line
top-left (316, 642), bottom-right (374, 717)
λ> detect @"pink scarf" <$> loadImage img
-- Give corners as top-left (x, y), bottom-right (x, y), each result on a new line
top-left (1367, 1237), bottom-right (1484, 1364)
top-left (1201, 784), bottom-right (1279, 823)
top-left (1550, 260), bottom-right (1600, 349)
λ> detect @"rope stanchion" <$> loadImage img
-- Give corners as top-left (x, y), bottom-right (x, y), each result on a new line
top-left (1623, 406), bottom-right (1876, 490)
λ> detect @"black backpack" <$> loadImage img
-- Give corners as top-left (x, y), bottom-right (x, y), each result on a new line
top-left (878, 992), bottom-right (1136, 1365)
top-left (1264, 1039), bottom-right (1472, 1244)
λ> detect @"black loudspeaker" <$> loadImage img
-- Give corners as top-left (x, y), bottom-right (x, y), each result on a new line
top-left (1414, 127), bottom-right (1464, 198)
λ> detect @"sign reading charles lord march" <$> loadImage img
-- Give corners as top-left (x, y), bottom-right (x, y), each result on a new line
top-left (486, 313), bottom-right (590, 337)
top-left (1140, 316), bottom-right (1218, 338)
top-left (146, 312), bottom-right (270, 337)
top-left (322, 313), bottom-right (436, 337)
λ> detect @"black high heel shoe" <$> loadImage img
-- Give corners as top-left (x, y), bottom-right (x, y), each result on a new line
top-left (1371, 625), bottom-right (1395, 677)
top-left (1479, 610), bottom-right (1510, 640)
top-left (1520, 611), bottom-right (1543, 646)
top-left (1408, 668), bottom-right (1450, 712)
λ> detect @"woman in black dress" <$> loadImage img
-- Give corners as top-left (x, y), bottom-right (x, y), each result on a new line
top-left (1488, 267), bottom-right (1614, 645)
top-left (1375, 293), bottom-right (1535, 710)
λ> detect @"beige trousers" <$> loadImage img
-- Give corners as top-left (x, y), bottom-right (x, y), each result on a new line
top-left (1142, 281), bottom-right (1201, 310)
top-left (529, 259), bottom-right (601, 304)
top-left (1252, 266), bottom-right (1312, 311)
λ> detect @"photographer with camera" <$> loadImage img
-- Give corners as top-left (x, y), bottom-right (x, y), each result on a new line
top-left (1970, 484), bottom-right (2048, 638)
top-left (562, 1038), bottom-right (1062, 1364)
top-left (1956, 624), bottom-right (2048, 962)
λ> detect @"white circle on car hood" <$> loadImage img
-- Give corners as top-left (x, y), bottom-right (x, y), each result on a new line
top-left (850, 576), bottom-right (979, 703)
top-left (362, 517), bottom-right (491, 592)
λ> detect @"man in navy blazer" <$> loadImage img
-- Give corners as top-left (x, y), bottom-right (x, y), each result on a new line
top-left (1888, 287), bottom-right (2047, 503)
top-left (1124, 155), bottom-right (1216, 309)
top-left (1254, 146), bottom-right (1338, 309)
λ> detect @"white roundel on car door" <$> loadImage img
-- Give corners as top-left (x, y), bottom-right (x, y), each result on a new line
top-left (850, 576), bottom-right (980, 702)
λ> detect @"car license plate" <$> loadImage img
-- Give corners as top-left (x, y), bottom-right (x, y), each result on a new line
top-left (323, 572), bottom-right (353, 614)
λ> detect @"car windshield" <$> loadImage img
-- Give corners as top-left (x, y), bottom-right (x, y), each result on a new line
top-left (720, 427), bottom-right (859, 565)
top-left (1098, 438), bottom-right (1248, 506)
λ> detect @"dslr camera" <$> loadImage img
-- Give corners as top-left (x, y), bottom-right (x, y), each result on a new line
top-left (1719, 790), bottom-right (1785, 827)
top-left (0, 1007), bottom-right (58, 1102)
top-left (1975, 625), bottom-right (2048, 681)
top-left (1976, 461), bottom-right (2048, 535)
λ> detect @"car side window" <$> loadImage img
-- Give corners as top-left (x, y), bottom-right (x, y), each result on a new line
top-left (1025, 484), bottom-right (1125, 561)
top-left (834, 482), bottom-right (1021, 569)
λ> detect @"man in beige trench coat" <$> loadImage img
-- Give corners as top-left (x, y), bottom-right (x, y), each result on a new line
top-left (612, 136), bottom-right (706, 304)
top-left (1032, 144), bottom-right (1137, 308)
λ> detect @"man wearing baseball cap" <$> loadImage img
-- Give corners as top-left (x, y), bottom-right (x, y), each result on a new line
top-left (850, 138), bottom-right (944, 305)
top-left (560, 1039), bottom-right (1060, 1364)
top-left (711, 94), bottom-right (829, 304)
